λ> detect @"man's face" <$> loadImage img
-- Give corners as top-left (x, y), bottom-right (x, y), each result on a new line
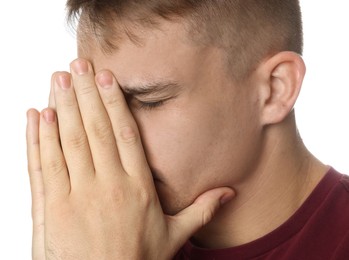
top-left (79, 20), bottom-right (262, 215)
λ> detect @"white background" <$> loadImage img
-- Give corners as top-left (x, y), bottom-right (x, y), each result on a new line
top-left (0, 1), bottom-right (348, 259)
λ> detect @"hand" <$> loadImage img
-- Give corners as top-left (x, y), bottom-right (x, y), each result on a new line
top-left (26, 58), bottom-right (235, 259)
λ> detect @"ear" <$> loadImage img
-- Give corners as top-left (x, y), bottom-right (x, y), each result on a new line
top-left (257, 51), bottom-right (306, 125)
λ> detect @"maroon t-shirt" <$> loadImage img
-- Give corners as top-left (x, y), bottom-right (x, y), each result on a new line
top-left (174, 168), bottom-right (349, 259)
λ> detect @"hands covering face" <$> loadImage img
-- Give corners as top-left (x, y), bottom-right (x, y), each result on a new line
top-left (26, 59), bottom-right (234, 259)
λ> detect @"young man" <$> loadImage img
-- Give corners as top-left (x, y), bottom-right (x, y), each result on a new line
top-left (26, 1), bottom-right (349, 259)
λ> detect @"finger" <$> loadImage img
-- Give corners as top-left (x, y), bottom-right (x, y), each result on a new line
top-left (49, 73), bottom-right (57, 109)
top-left (26, 109), bottom-right (44, 223)
top-left (96, 70), bottom-right (149, 177)
top-left (39, 108), bottom-right (70, 198)
top-left (53, 72), bottom-right (95, 186)
top-left (69, 59), bottom-right (122, 177)
top-left (26, 109), bottom-right (46, 260)
top-left (168, 187), bottom-right (235, 251)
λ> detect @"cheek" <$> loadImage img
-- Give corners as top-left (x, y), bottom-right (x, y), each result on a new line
top-left (134, 106), bottom-right (224, 213)
top-left (136, 107), bottom-right (210, 177)
top-left (133, 91), bottom-right (262, 214)
top-left (135, 101), bottom-right (243, 183)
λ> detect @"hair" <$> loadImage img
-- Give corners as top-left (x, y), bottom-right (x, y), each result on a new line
top-left (66, 0), bottom-right (303, 80)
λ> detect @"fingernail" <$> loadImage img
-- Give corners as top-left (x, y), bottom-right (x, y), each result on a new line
top-left (56, 74), bottom-right (71, 89)
top-left (220, 192), bottom-right (235, 205)
top-left (71, 59), bottom-right (89, 75)
top-left (96, 71), bottom-right (113, 89)
top-left (43, 109), bottom-right (55, 123)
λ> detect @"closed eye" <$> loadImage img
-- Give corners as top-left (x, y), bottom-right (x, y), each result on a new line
top-left (128, 96), bottom-right (174, 111)
top-left (121, 80), bottom-right (182, 111)
top-left (137, 99), bottom-right (165, 110)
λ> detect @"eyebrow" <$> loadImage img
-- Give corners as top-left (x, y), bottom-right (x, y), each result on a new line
top-left (121, 81), bottom-right (181, 97)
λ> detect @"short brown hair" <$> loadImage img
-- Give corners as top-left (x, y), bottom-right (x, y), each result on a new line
top-left (67, 0), bottom-right (303, 80)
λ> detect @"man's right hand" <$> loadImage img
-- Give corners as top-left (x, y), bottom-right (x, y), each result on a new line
top-left (26, 59), bottom-right (235, 259)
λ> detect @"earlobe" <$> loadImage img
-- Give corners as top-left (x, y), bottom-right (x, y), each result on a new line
top-left (259, 51), bottom-right (306, 125)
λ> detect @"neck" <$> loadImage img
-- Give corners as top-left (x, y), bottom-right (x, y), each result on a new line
top-left (192, 113), bottom-right (328, 249)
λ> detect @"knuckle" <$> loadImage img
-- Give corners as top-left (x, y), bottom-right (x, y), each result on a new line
top-left (106, 181), bottom-right (155, 209)
top-left (46, 239), bottom-right (75, 260)
top-left (60, 95), bottom-right (77, 108)
top-left (32, 189), bottom-right (45, 202)
top-left (201, 207), bottom-right (215, 226)
top-left (77, 83), bottom-right (95, 96)
top-left (90, 120), bottom-right (113, 144)
top-left (46, 159), bottom-right (66, 175)
top-left (44, 159), bottom-right (66, 189)
top-left (28, 164), bottom-right (42, 175)
top-left (118, 125), bottom-right (138, 145)
top-left (103, 94), bottom-right (122, 108)
top-left (42, 130), bottom-right (58, 143)
top-left (66, 132), bottom-right (88, 150)
top-left (133, 181), bottom-right (156, 208)
top-left (137, 188), bottom-right (154, 207)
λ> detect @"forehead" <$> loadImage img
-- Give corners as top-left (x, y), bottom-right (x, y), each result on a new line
top-left (77, 20), bottom-right (222, 87)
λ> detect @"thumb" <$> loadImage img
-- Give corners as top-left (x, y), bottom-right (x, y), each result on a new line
top-left (168, 187), bottom-right (235, 251)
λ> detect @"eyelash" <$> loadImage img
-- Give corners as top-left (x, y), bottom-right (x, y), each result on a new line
top-left (136, 99), bottom-right (166, 111)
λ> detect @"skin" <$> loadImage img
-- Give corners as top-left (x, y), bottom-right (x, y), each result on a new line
top-left (82, 23), bottom-right (262, 216)
top-left (27, 19), bottom-right (328, 258)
